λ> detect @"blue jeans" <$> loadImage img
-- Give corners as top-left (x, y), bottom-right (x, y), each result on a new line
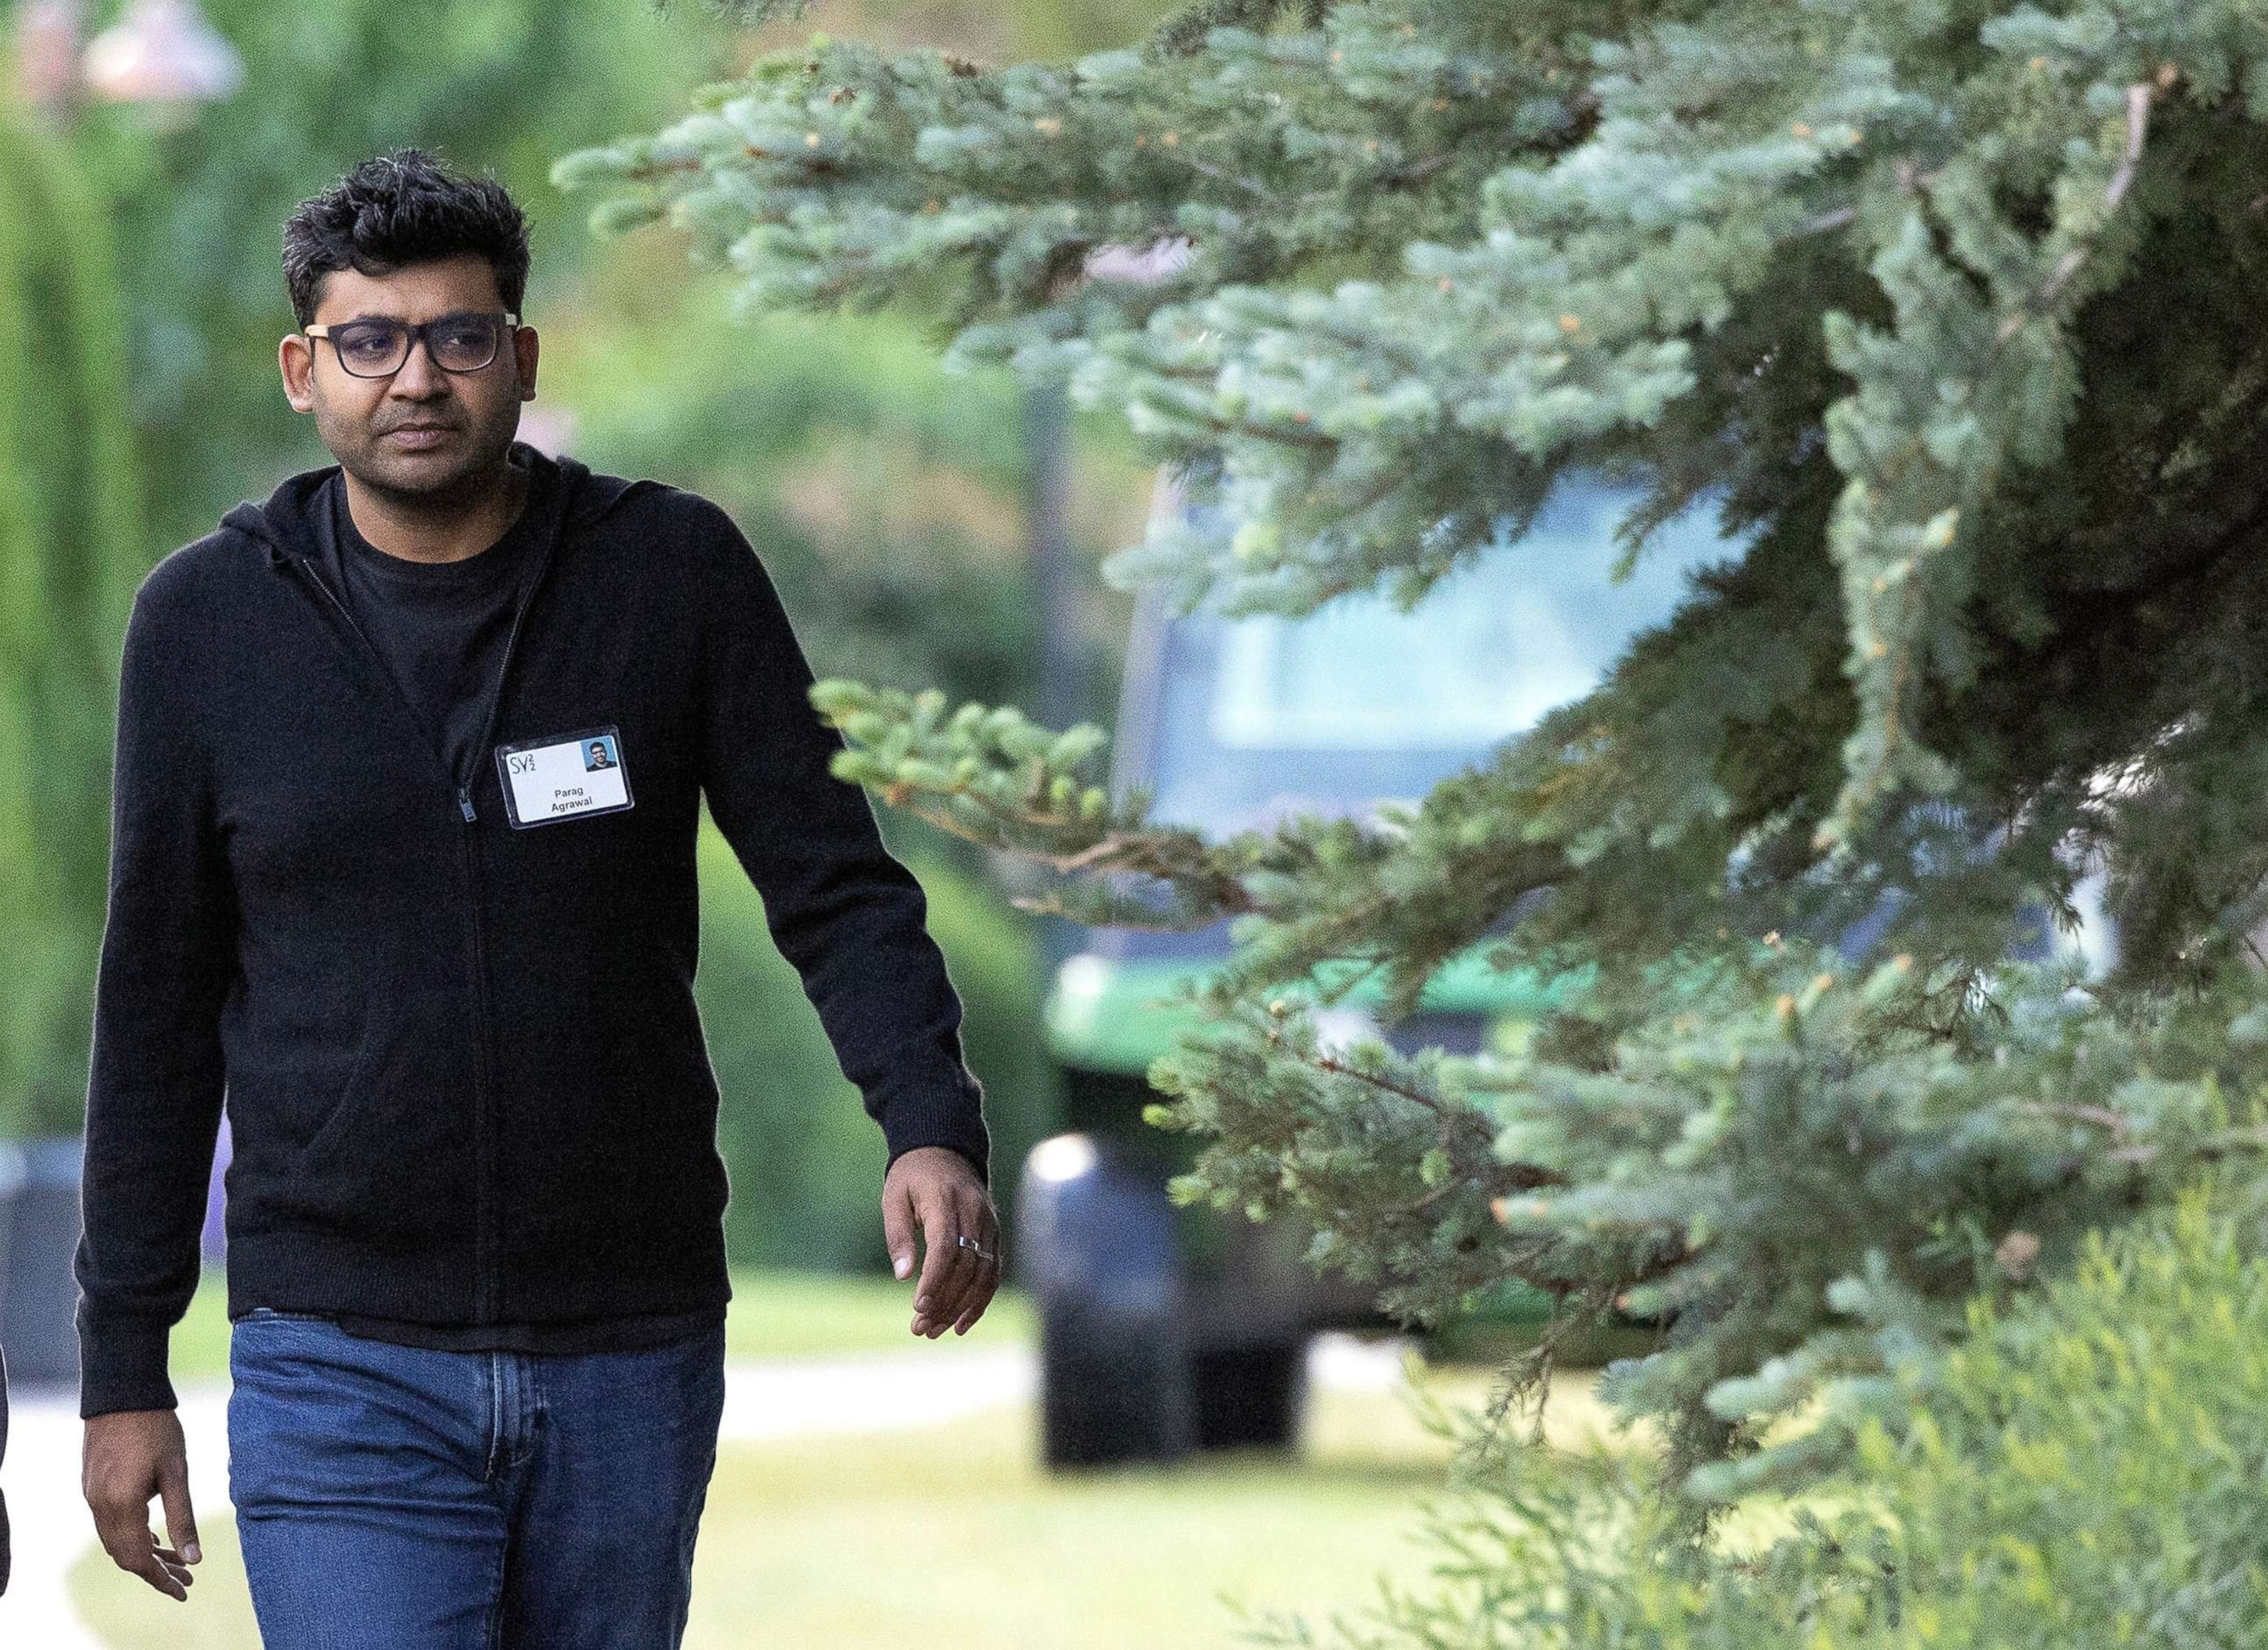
top-left (227, 1309), bottom-right (726, 1649)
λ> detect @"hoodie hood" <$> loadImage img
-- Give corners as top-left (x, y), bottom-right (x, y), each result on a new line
top-left (220, 439), bottom-right (650, 564)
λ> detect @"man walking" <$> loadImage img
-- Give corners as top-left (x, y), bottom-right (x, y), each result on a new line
top-left (74, 148), bottom-right (1000, 1647)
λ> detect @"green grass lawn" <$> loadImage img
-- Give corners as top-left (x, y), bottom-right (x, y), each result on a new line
top-left (73, 1378), bottom-right (1542, 1649)
top-left (74, 1271), bottom-right (1633, 1649)
top-left (165, 1264), bottom-right (1037, 1382)
top-left (74, 1270), bottom-right (1827, 1646)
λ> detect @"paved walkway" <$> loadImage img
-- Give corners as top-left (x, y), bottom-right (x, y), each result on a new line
top-left (0, 1334), bottom-right (1409, 1645)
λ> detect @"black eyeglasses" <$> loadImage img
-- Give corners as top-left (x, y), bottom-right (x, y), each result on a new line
top-left (303, 310), bottom-right (520, 379)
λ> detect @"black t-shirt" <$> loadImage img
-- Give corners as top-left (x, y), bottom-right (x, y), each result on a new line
top-left (318, 458), bottom-right (541, 793)
top-left (304, 458), bottom-right (722, 1358)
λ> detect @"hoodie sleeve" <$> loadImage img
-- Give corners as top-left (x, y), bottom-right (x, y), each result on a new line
top-left (685, 497), bottom-right (992, 1188)
top-left (75, 571), bottom-right (235, 1419)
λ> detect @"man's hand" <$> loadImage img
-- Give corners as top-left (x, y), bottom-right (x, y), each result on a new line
top-left (83, 1409), bottom-right (199, 1601)
top-left (883, 1145), bottom-right (1002, 1338)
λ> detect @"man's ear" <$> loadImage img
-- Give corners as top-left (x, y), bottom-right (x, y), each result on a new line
top-left (515, 323), bottom-right (540, 403)
top-left (279, 334), bottom-right (316, 413)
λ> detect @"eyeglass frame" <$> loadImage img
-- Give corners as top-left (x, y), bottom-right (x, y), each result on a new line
top-left (300, 310), bottom-right (523, 379)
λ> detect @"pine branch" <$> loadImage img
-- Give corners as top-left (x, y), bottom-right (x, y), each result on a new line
top-left (1996, 82), bottom-right (2155, 342)
top-left (566, 0), bottom-right (2268, 1543)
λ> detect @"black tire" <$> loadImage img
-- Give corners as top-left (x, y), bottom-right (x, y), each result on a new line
top-left (1020, 1135), bottom-right (1194, 1468)
top-left (1191, 1338), bottom-right (1306, 1451)
top-left (1039, 1301), bottom-right (1192, 1468)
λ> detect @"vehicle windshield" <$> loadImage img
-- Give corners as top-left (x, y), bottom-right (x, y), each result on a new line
top-left (1137, 479), bottom-right (1748, 840)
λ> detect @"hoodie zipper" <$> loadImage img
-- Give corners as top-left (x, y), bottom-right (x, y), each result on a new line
top-left (275, 520), bottom-right (563, 1328)
top-left (454, 529), bottom-right (559, 1323)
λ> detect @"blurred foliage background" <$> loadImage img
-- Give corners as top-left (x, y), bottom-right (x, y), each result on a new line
top-left (0, 0), bottom-right (1172, 1267)
top-left (0, 108), bottom-right (140, 1143)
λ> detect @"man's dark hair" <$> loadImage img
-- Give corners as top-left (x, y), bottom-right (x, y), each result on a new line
top-left (282, 148), bottom-right (530, 328)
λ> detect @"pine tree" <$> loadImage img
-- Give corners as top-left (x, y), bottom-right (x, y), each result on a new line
top-left (0, 110), bottom-right (142, 1139)
top-left (558, 0), bottom-right (2268, 1502)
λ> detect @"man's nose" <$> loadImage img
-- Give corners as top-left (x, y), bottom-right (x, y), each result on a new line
top-left (388, 335), bottom-right (451, 397)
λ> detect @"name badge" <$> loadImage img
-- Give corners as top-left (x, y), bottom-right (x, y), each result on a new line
top-left (495, 725), bottom-right (635, 828)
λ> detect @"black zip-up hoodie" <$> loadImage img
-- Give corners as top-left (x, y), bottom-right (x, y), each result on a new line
top-left (75, 442), bottom-right (990, 1418)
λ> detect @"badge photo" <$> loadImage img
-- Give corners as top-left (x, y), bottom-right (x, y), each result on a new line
top-left (495, 724), bottom-right (636, 828)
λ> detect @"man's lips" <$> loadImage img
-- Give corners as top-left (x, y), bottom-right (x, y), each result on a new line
top-left (382, 424), bottom-right (456, 447)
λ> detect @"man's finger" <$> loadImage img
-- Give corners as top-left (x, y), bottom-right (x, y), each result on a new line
top-left (952, 1260), bottom-right (1000, 1334)
top-left (157, 1453), bottom-right (202, 1567)
top-left (150, 1546), bottom-right (194, 1592)
top-left (94, 1508), bottom-right (188, 1600)
top-left (882, 1178), bottom-right (918, 1282)
top-left (955, 1202), bottom-right (1005, 1333)
top-left (911, 1190), bottom-right (973, 1335)
top-left (922, 1189), bottom-right (994, 1336)
top-left (910, 1192), bottom-right (966, 1327)
top-left (950, 1203), bottom-right (1004, 1334)
top-left (952, 1191), bottom-right (1003, 1308)
top-left (935, 1186), bottom-right (997, 1330)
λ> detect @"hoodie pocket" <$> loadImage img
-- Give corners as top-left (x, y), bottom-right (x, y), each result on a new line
top-left (274, 994), bottom-right (477, 1247)
top-left (287, 1003), bottom-right (385, 1175)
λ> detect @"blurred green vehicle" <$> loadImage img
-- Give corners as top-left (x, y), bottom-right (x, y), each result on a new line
top-left (1015, 478), bottom-right (1745, 1468)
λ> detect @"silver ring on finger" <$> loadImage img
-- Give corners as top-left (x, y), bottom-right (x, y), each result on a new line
top-left (955, 1232), bottom-right (997, 1265)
